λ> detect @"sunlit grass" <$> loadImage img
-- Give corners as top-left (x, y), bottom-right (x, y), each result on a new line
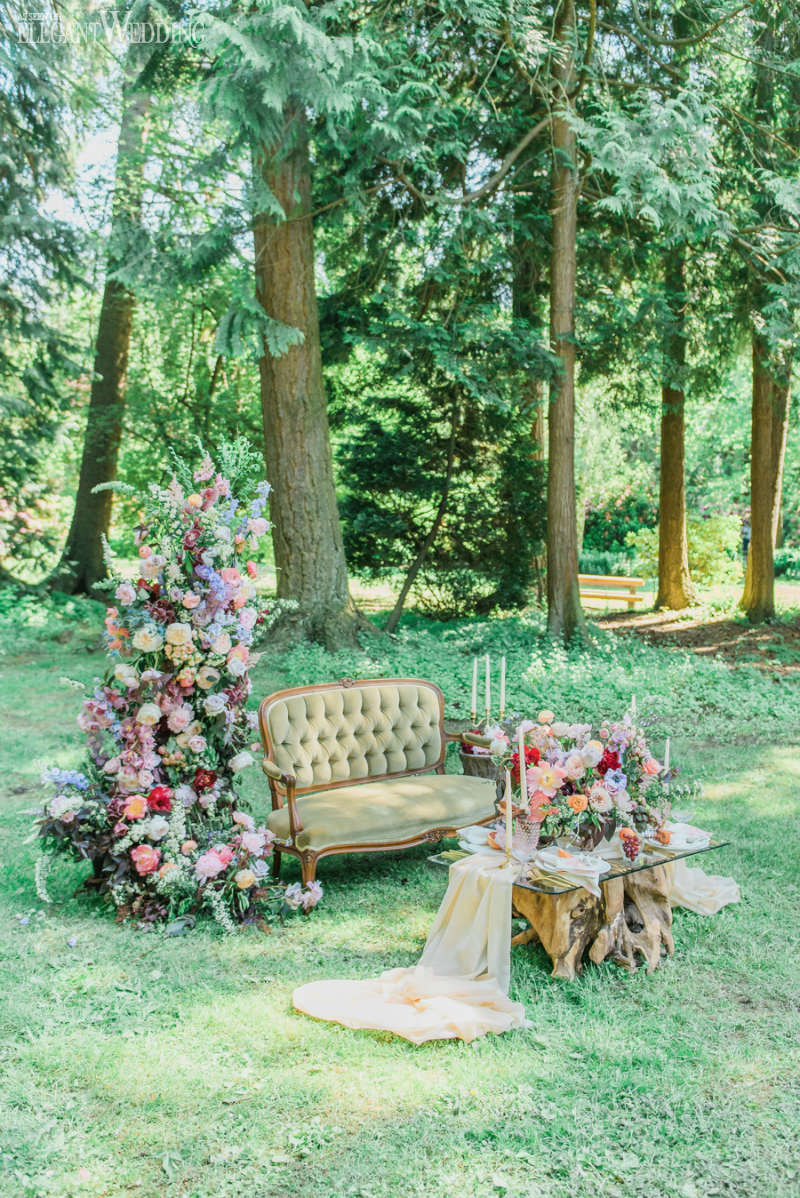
top-left (1, 614), bottom-right (799, 1197)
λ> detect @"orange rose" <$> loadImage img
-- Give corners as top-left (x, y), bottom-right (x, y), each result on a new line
top-left (567, 792), bottom-right (588, 814)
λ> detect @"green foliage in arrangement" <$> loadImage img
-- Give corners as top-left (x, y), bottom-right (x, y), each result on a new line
top-left (627, 514), bottom-right (742, 587)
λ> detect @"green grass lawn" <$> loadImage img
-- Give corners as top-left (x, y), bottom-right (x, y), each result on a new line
top-left (1, 601), bottom-right (799, 1198)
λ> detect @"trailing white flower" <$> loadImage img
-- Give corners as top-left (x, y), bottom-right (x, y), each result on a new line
top-left (34, 855), bottom-right (52, 903)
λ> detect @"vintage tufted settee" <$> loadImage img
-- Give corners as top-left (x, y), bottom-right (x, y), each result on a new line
top-left (258, 677), bottom-right (496, 884)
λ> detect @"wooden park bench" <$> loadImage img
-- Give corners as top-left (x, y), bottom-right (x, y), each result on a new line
top-left (578, 573), bottom-right (646, 610)
top-left (258, 678), bottom-right (496, 884)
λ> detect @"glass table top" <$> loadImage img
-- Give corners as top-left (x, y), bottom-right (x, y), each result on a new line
top-left (428, 839), bottom-right (729, 895)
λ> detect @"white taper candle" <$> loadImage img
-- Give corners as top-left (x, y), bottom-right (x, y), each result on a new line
top-left (484, 653), bottom-right (491, 720)
top-left (471, 657), bottom-right (477, 722)
top-left (504, 767), bottom-right (513, 861)
top-left (500, 656), bottom-right (506, 718)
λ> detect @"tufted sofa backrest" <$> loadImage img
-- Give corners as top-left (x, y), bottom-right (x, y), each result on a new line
top-left (258, 678), bottom-right (445, 792)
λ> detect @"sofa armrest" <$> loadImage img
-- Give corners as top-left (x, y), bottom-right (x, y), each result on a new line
top-left (261, 758), bottom-right (304, 838)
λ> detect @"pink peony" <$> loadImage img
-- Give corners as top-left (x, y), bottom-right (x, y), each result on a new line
top-left (213, 844), bottom-right (234, 866)
top-left (220, 567), bottom-right (242, 586)
top-left (643, 757), bottom-right (661, 775)
top-left (167, 705), bottom-right (192, 733)
top-left (195, 850), bottom-right (227, 880)
top-left (131, 844), bottom-right (161, 875)
top-left (247, 517), bottom-right (268, 537)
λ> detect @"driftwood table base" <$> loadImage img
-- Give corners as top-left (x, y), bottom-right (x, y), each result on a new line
top-left (511, 862), bottom-right (675, 980)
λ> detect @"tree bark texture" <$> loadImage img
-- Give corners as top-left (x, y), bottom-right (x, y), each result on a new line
top-left (53, 84), bottom-right (150, 594)
top-left (546, 0), bottom-right (586, 641)
top-left (740, 12), bottom-right (795, 623)
top-left (253, 107), bottom-right (361, 649)
top-left (512, 213), bottom-right (547, 605)
top-left (741, 331), bottom-right (791, 621)
top-left (655, 247), bottom-right (695, 609)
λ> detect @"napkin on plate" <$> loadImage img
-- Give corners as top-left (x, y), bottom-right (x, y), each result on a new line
top-left (529, 845), bottom-right (605, 897)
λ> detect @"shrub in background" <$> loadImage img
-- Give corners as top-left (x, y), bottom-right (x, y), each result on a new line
top-left (626, 514), bottom-right (741, 587)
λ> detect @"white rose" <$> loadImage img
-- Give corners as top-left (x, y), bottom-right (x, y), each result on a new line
top-left (135, 702), bottom-right (162, 726)
top-left (203, 693), bottom-right (227, 717)
top-left (143, 815), bottom-right (169, 841)
top-left (165, 622), bottom-right (193, 646)
top-left (195, 666), bottom-right (220, 691)
top-left (589, 784), bottom-right (612, 813)
top-left (227, 656), bottom-right (247, 678)
top-left (211, 632), bottom-right (232, 655)
top-left (551, 721), bottom-right (570, 737)
top-left (188, 735), bottom-right (207, 754)
top-left (113, 664), bottom-right (139, 689)
top-left (175, 784), bottom-right (197, 807)
top-left (489, 738), bottom-right (508, 756)
top-left (132, 627), bottom-right (163, 653)
top-left (615, 790), bottom-right (633, 814)
top-left (581, 740), bottom-right (603, 768)
top-left (230, 751), bottom-right (254, 772)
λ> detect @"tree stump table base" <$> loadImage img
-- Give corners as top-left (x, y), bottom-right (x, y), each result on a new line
top-left (511, 862), bottom-right (675, 981)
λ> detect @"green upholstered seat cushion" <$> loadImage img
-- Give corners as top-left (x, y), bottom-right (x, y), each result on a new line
top-left (267, 773), bottom-right (495, 852)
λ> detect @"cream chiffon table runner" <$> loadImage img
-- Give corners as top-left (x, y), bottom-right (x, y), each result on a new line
top-left (292, 843), bottom-right (739, 1044)
top-left (293, 852), bottom-right (529, 1045)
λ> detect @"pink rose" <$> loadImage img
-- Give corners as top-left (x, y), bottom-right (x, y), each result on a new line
top-left (247, 517), bottom-right (268, 537)
top-left (115, 582), bottom-right (136, 606)
top-left (246, 560), bottom-right (258, 578)
top-left (643, 757), bottom-right (661, 775)
top-left (182, 592), bottom-right (201, 610)
top-left (238, 608), bottom-right (257, 630)
top-left (131, 844), bottom-right (161, 875)
top-left (187, 735), bottom-right (206, 754)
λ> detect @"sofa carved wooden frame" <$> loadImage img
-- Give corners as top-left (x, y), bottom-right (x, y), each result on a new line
top-left (258, 677), bottom-right (494, 884)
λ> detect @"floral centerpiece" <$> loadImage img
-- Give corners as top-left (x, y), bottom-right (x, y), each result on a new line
top-left (34, 441), bottom-right (321, 929)
top-left (490, 708), bottom-right (676, 857)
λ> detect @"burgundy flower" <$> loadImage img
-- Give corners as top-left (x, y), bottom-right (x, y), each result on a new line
top-left (193, 768), bottom-right (217, 794)
top-left (597, 749), bottom-right (620, 776)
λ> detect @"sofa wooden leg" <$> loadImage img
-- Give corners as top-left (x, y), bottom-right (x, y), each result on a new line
top-left (300, 852), bottom-right (318, 885)
top-left (271, 849), bottom-right (282, 880)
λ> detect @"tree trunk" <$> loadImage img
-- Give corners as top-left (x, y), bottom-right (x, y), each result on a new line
top-left (740, 331), bottom-right (790, 621)
top-left (52, 83), bottom-right (150, 594)
top-left (655, 248), bottom-right (695, 609)
top-left (512, 209), bottom-right (547, 605)
top-left (546, 0), bottom-right (585, 641)
top-left (253, 106), bottom-right (362, 649)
